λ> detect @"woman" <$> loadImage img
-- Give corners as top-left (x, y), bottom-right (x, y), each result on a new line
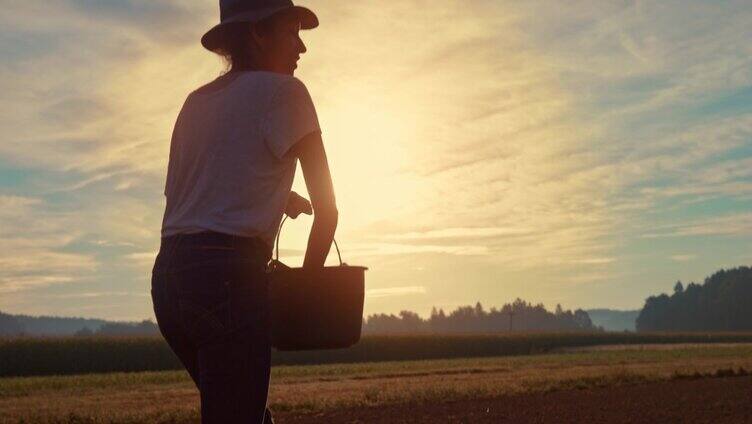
top-left (150, 1), bottom-right (337, 422)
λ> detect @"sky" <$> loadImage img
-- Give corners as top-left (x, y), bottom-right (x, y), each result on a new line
top-left (0, 0), bottom-right (751, 321)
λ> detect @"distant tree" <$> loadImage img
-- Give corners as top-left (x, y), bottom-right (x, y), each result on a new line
top-left (75, 327), bottom-right (94, 336)
top-left (94, 319), bottom-right (160, 336)
top-left (362, 300), bottom-right (599, 334)
top-left (637, 266), bottom-right (752, 332)
top-left (573, 309), bottom-right (593, 329)
top-left (362, 312), bottom-right (424, 334)
top-left (11, 314), bottom-right (109, 336)
top-left (399, 310), bottom-right (423, 330)
top-left (0, 311), bottom-right (24, 336)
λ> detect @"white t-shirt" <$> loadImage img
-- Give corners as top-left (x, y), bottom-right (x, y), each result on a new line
top-left (160, 71), bottom-right (321, 249)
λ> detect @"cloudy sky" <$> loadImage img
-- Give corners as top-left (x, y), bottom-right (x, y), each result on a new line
top-left (1, 1), bottom-right (750, 321)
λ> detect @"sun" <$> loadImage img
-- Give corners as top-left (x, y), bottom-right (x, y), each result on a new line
top-left (284, 92), bottom-right (424, 252)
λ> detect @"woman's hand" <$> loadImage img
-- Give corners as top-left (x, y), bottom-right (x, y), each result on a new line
top-left (285, 191), bottom-right (313, 219)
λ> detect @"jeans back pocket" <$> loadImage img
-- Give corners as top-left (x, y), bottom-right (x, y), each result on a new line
top-left (175, 261), bottom-right (233, 345)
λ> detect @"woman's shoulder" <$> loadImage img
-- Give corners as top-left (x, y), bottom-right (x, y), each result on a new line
top-left (235, 73), bottom-right (314, 110)
top-left (186, 71), bottom-right (297, 97)
top-left (184, 72), bottom-right (312, 116)
top-left (243, 72), bottom-right (310, 98)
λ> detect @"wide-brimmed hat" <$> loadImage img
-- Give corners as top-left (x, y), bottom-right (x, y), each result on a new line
top-left (201, 0), bottom-right (318, 52)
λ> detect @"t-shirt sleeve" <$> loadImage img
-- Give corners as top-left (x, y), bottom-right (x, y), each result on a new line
top-left (263, 78), bottom-right (321, 159)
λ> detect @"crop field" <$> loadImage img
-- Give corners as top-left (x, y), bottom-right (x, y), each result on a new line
top-left (5, 332), bottom-right (752, 377)
top-left (2, 343), bottom-right (752, 423)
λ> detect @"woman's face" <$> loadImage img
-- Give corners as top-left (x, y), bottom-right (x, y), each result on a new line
top-left (255, 14), bottom-right (307, 75)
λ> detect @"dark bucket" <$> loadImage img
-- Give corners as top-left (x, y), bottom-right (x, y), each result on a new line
top-left (269, 264), bottom-right (366, 350)
top-left (268, 217), bottom-right (367, 351)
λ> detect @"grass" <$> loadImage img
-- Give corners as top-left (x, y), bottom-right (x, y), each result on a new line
top-left (2, 343), bottom-right (752, 423)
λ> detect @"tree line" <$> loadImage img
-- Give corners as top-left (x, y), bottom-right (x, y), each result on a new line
top-left (5, 265), bottom-right (748, 336)
top-left (637, 266), bottom-right (752, 331)
top-left (3, 300), bottom-right (597, 337)
top-left (0, 312), bottom-right (158, 337)
top-left (74, 320), bottom-right (160, 337)
top-left (362, 299), bottom-right (597, 334)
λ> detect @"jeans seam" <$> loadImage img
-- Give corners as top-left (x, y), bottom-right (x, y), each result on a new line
top-left (179, 297), bottom-right (231, 338)
top-left (165, 235), bottom-right (184, 273)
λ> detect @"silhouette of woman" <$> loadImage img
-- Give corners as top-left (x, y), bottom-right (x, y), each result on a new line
top-left (150, 1), bottom-right (337, 422)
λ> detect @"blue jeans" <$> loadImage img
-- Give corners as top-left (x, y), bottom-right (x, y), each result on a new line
top-left (151, 231), bottom-right (274, 423)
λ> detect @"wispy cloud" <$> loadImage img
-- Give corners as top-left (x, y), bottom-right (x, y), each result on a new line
top-left (350, 242), bottom-right (490, 257)
top-left (670, 254), bottom-right (697, 262)
top-left (123, 251), bottom-right (158, 269)
top-left (46, 291), bottom-right (149, 299)
top-left (367, 286), bottom-right (427, 299)
top-left (570, 257), bottom-right (616, 265)
top-left (0, 196), bottom-right (97, 294)
top-left (642, 213), bottom-right (752, 238)
top-left (377, 227), bottom-right (533, 241)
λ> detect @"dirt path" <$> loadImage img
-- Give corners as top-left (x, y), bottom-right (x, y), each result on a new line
top-left (277, 375), bottom-right (752, 423)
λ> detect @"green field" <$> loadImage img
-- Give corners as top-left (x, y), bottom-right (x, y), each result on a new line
top-left (2, 343), bottom-right (752, 423)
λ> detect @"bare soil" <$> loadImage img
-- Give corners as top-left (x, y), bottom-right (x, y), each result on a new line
top-left (277, 375), bottom-right (752, 423)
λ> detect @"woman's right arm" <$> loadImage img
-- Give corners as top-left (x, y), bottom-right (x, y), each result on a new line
top-left (288, 131), bottom-right (338, 270)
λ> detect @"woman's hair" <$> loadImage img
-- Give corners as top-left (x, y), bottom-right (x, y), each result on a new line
top-left (214, 20), bottom-right (275, 73)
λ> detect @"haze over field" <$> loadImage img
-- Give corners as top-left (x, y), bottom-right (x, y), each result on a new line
top-left (0, 1), bottom-right (751, 321)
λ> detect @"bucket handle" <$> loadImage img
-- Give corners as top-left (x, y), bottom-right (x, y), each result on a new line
top-left (274, 215), bottom-right (343, 266)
